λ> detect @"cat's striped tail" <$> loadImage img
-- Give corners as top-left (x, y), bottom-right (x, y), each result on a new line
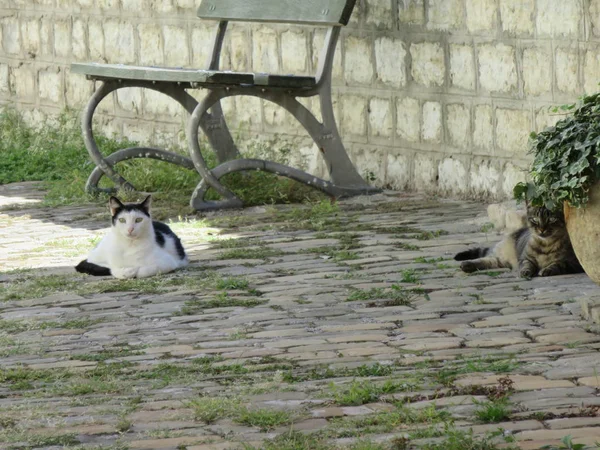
top-left (75, 259), bottom-right (111, 276)
top-left (454, 247), bottom-right (490, 261)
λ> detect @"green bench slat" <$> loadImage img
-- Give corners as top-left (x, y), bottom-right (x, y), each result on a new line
top-left (70, 63), bottom-right (316, 89)
top-left (197, 0), bottom-right (355, 26)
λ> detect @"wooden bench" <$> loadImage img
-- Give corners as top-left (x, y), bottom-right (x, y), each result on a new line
top-left (71, 0), bottom-right (379, 211)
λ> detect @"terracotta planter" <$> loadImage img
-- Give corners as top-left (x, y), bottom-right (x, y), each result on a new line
top-left (564, 182), bottom-right (600, 284)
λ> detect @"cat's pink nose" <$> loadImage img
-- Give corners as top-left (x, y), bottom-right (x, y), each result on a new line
top-left (128, 228), bottom-right (134, 234)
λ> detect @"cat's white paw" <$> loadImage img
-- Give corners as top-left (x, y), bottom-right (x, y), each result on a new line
top-left (136, 266), bottom-right (160, 278)
top-left (112, 267), bottom-right (139, 279)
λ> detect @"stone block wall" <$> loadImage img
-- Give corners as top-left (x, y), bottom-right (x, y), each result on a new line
top-left (1, 0), bottom-right (600, 200)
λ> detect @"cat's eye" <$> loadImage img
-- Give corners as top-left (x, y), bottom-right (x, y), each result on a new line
top-left (118, 218), bottom-right (126, 223)
top-left (530, 219), bottom-right (538, 225)
top-left (135, 218), bottom-right (143, 223)
top-left (549, 217), bottom-right (557, 223)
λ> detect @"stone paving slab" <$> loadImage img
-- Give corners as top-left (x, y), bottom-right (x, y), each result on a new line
top-left (1, 184), bottom-right (600, 449)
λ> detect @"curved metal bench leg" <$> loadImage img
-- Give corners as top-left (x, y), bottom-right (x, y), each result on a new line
top-left (83, 80), bottom-right (238, 196)
top-left (188, 89), bottom-right (244, 210)
top-left (87, 147), bottom-right (196, 194)
top-left (82, 81), bottom-right (136, 193)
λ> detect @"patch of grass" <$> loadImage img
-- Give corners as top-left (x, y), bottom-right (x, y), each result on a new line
top-left (400, 269), bottom-right (420, 283)
top-left (177, 292), bottom-right (268, 315)
top-left (395, 242), bottom-right (420, 251)
top-left (188, 397), bottom-right (240, 424)
top-left (419, 425), bottom-right (519, 450)
top-left (480, 223), bottom-right (495, 233)
top-left (217, 247), bottom-right (285, 260)
top-left (243, 431), bottom-right (331, 450)
top-left (214, 277), bottom-right (249, 290)
top-left (331, 379), bottom-right (414, 406)
top-left (72, 343), bottom-right (146, 362)
top-left (433, 356), bottom-right (520, 387)
top-left (236, 407), bottom-right (294, 430)
top-left (414, 257), bottom-right (445, 264)
top-left (1, 275), bottom-right (80, 302)
top-left (346, 284), bottom-right (419, 306)
top-left (541, 435), bottom-right (599, 450)
top-left (474, 397), bottom-right (511, 423)
top-left (282, 363), bottom-right (395, 383)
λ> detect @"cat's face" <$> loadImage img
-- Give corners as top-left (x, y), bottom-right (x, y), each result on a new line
top-left (526, 206), bottom-right (565, 238)
top-left (109, 196), bottom-right (152, 240)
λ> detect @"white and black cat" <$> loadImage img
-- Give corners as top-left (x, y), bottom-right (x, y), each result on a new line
top-left (75, 195), bottom-right (188, 279)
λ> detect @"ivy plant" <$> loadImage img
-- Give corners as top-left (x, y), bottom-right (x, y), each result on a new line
top-left (513, 93), bottom-right (600, 211)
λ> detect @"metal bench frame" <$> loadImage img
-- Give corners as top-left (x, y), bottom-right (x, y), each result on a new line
top-left (72, 0), bottom-right (379, 210)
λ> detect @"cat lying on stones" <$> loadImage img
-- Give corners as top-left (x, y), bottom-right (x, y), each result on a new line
top-left (75, 195), bottom-right (188, 279)
top-left (455, 205), bottom-right (583, 279)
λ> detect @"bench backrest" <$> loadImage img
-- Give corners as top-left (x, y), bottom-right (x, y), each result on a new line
top-left (197, 0), bottom-right (356, 26)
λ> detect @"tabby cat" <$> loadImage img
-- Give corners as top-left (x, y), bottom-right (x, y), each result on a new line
top-left (75, 195), bottom-right (188, 279)
top-left (454, 206), bottom-right (583, 278)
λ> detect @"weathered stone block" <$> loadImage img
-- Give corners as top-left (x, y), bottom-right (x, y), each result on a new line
top-left (253, 27), bottom-right (279, 73)
top-left (72, 19), bottom-right (87, 60)
top-left (3, 17), bottom-right (20, 55)
top-left (75, 0), bottom-right (94, 6)
top-left (386, 151), bottom-right (410, 189)
top-left (344, 36), bottom-right (374, 85)
top-left (473, 104), bottom-right (493, 151)
top-left (413, 153), bottom-right (438, 192)
top-left (410, 42), bottom-right (445, 87)
top-left (153, 127), bottom-right (177, 150)
top-left (0, 64), bottom-right (9, 93)
top-left (427, 0), bottom-right (464, 31)
top-left (366, 0), bottom-right (393, 29)
top-left (374, 37), bottom-right (406, 88)
top-left (340, 95), bottom-right (367, 138)
top-left (191, 25), bottom-right (213, 68)
top-left (499, 0), bottom-right (534, 35)
top-left (496, 108), bottom-right (530, 156)
top-left (537, 0), bottom-right (580, 38)
top-left (224, 27), bottom-right (250, 72)
top-left (438, 157), bottom-right (468, 195)
top-left (65, 70), bottom-right (92, 107)
top-left (466, 0), bottom-right (497, 33)
top-left (97, 0), bottom-right (119, 8)
top-left (21, 18), bottom-right (41, 57)
top-left (263, 100), bottom-right (292, 129)
top-left (352, 147), bottom-right (386, 186)
top-left (138, 24), bottom-right (163, 66)
top-left (555, 47), bottom-right (579, 94)
top-left (368, 97), bottom-right (392, 138)
top-left (470, 159), bottom-right (499, 198)
top-left (449, 44), bottom-right (475, 90)
top-left (153, 0), bottom-right (174, 13)
top-left (175, 0), bottom-right (196, 8)
top-left (583, 49), bottom-right (600, 95)
top-left (398, 0), bottom-right (425, 25)
top-left (104, 20), bottom-right (135, 64)
top-left (502, 162), bottom-right (527, 198)
top-left (11, 64), bottom-right (35, 100)
top-left (116, 88), bottom-right (142, 114)
top-left (591, 0), bottom-right (600, 37)
top-left (123, 122), bottom-right (153, 146)
top-left (522, 47), bottom-right (552, 96)
top-left (122, 0), bottom-right (145, 11)
top-left (40, 18), bottom-right (53, 57)
top-left (88, 20), bottom-right (104, 61)
top-left (422, 101), bottom-right (442, 143)
top-left (39, 68), bottom-right (62, 104)
top-left (144, 89), bottom-right (183, 117)
top-left (54, 20), bottom-right (71, 58)
top-left (447, 104), bottom-right (470, 148)
top-left (312, 30), bottom-right (342, 82)
top-left (535, 106), bottom-right (563, 133)
top-left (281, 30), bottom-right (307, 74)
top-left (234, 96), bottom-right (262, 128)
top-left (478, 44), bottom-right (517, 93)
top-left (163, 26), bottom-right (188, 67)
top-left (396, 97), bottom-right (420, 142)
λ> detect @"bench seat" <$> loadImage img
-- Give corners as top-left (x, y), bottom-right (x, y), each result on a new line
top-left (71, 63), bottom-right (317, 89)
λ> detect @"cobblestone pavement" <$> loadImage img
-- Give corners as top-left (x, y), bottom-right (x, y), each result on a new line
top-left (1, 182), bottom-right (600, 450)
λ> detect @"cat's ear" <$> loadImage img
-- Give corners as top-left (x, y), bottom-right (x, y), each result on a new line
top-left (140, 195), bottom-right (152, 212)
top-left (109, 197), bottom-right (123, 216)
